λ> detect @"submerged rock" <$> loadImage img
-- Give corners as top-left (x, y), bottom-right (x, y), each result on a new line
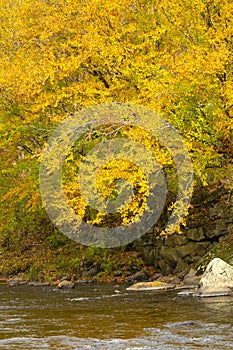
top-left (195, 258), bottom-right (233, 297)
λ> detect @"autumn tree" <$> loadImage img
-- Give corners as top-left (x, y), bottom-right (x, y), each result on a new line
top-left (0, 0), bottom-right (232, 247)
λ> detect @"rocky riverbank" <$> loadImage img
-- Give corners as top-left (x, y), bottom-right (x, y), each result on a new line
top-left (4, 257), bottom-right (233, 300)
top-left (1, 231), bottom-right (232, 291)
top-left (1, 185), bottom-right (232, 287)
top-left (1, 268), bottom-right (200, 290)
top-left (1, 230), bottom-right (233, 289)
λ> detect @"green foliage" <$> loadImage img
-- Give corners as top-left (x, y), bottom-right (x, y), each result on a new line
top-left (45, 230), bottom-right (70, 250)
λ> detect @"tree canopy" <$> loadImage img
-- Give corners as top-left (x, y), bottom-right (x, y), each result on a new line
top-left (0, 0), bottom-right (232, 245)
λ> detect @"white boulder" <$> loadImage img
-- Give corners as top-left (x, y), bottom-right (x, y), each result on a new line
top-left (196, 258), bottom-right (233, 297)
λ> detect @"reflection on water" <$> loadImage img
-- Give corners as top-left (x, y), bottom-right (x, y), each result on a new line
top-left (0, 282), bottom-right (233, 349)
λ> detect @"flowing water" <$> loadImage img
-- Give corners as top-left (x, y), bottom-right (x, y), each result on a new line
top-left (0, 282), bottom-right (232, 349)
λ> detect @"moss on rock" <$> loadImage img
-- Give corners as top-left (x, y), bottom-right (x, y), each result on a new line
top-left (195, 234), bottom-right (233, 274)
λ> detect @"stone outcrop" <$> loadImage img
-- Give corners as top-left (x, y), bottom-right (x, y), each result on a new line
top-left (195, 258), bottom-right (233, 297)
top-left (133, 185), bottom-right (233, 275)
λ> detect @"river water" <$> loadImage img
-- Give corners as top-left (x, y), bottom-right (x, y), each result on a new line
top-left (0, 282), bottom-right (232, 349)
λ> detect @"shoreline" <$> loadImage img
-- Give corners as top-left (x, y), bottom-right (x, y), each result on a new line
top-left (0, 271), bottom-right (196, 290)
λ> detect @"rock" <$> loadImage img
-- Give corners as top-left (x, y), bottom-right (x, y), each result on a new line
top-left (123, 270), bottom-right (132, 277)
top-left (205, 221), bottom-right (228, 238)
top-left (8, 279), bottom-right (26, 286)
top-left (127, 271), bottom-right (149, 283)
top-left (176, 242), bottom-right (209, 259)
top-left (158, 259), bottom-right (174, 275)
top-left (151, 272), bottom-right (163, 281)
top-left (28, 281), bottom-right (50, 287)
top-left (81, 263), bottom-right (101, 278)
top-left (164, 235), bottom-right (189, 246)
top-left (57, 280), bottom-right (74, 289)
top-left (88, 263), bottom-right (101, 277)
top-left (186, 227), bottom-right (205, 241)
top-left (60, 276), bottom-right (70, 282)
top-left (75, 280), bottom-right (90, 285)
top-left (127, 281), bottom-right (175, 291)
top-left (142, 245), bottom-right (158, 265)
top-left (183, 268), bottom-right (201, 287)
top-left (174, 258), bottom-right (190, 276)
top-left (157, 275), bottom-right (181, 285)
top-left (160, 246), bottom-right (180, 267)
top-left (195, 258), bottom-right (233, 297)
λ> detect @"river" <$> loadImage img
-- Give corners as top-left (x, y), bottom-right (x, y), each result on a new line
top-left (0, 282), bottom-right (232, 349)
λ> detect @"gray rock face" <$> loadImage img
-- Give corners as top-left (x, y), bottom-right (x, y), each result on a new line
top-left (134, 186), bottom-right (233, 276)
top-left (196, 258), bottom-right (233, 297)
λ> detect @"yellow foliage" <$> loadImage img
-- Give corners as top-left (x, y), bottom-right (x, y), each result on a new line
top-left (0, 0), bottom-right (232, 238)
